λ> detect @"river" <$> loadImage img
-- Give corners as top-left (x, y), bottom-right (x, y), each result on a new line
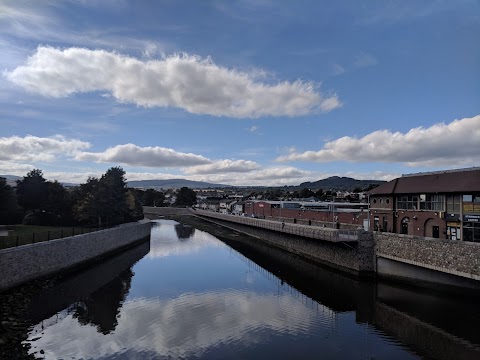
top-left (2, 219), bottom-right (479, 359)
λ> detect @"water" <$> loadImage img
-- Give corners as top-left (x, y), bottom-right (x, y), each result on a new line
top-left (3, 219), bottom-right (480, 359)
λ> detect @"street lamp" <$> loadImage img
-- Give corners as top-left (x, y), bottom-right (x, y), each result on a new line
top-left (332, 196), bottom-right (336, 229)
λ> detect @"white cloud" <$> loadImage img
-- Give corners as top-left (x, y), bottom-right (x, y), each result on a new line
top-left (75, 144), bottom-right (211, 167)
top-left (0, 161), bottom-right (35, 175)
top-left (182, 166), bottom-right (315, 186)
top-left (30, 291), bottom-right (321, 359)
top-left (0, 135), bottom-right (90, 162)
top-left (249, 125), bottom-right (259, 133)
top-left (6, 46), bottom-right (341, 118)
top-left (276, 115), bottom-right (480, 167)
top-left (184, 160), bottom-right (261, 175)
top-left (0, 1), bottom-right (171, 57)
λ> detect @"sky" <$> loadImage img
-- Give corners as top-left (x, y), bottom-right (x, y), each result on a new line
top-left (0, 0), bottom-right (479, 186)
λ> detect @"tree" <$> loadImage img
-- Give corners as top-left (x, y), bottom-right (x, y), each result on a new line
top-left (45, 181), bottom-right (74, 225)
top-left (175, 187), bottom-right (196, 207)
top-left (73, 167), bottom-right (138, 226)
top-left (73, 177), bottom-right (103, 225)
top-left (0, 178), bottom-right (19, 224)
top-left (299, 188), bottom-right (314, 198)
top-left (16, 169), bottom-right (48, 213)
top-left (99, 167), bottom-right (129, 225)
top-left (126, 189), bottom-right (143, 220)
top-left (142, 188), bottom-right (165, 206)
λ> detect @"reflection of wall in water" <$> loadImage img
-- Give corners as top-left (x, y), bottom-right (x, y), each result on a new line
top-left (29, 240), bottom-right (150, 325)
top-left (2, 240), bottom-right (150, 359)
top-left (210, 225), bottom-right (374, 320)
top-left (190, 218), bottom-right (480, 360)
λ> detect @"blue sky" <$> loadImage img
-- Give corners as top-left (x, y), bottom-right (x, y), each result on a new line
top-left (0, 0), bottom-right (479, 186)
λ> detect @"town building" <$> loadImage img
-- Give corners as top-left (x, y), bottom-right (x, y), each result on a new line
top-left (244, 200), bottom-right (369, 229)
top-left (367, 167), bottom-right (480, 242)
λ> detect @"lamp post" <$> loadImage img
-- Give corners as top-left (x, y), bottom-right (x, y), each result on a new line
top-left (331, 197), bottom-right (335, 229)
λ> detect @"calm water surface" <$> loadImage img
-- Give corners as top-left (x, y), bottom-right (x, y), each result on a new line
top-left (18, 219), bottom-right (480, 359)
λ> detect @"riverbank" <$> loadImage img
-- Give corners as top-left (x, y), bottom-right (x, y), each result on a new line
top-left (163, 214), bottom-right (363, 280)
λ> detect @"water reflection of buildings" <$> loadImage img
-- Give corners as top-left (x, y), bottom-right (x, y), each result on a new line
top-left (219, 232), bottom-right (480, 360)
top-left (230, 249), bottom-right (337, 320)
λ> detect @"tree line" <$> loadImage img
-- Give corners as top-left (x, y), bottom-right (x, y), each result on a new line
top-left (0, 167), bottom-right (145, 226)
top-left (0, 167), bottom-right (199, 226)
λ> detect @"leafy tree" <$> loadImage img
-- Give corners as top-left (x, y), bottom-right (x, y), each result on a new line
top-left (142, 188), bottom-right (165, 206)
top-left (73, 177), bottom-right (103, 225)
top-left (73, 167), bottom-right (140, 226)
top-left (16, 169), bottom-right (48, 213)
top-left (299, 188), bottom-right (314, 198)
top-left (99, 167), bottom-right (129, 225)
top-left (175, 187), bottom-right (196, 207)
top-left (0, 178), bottom-right (19, 224)
top-left (126, 189), bottom-right (143, 220)
top-left (45, 181), bottom-right (74, 225)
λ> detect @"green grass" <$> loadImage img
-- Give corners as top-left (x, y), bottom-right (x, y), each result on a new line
top-left (7, 225), bottom-right (75, 236)
top-left (0, 225), bottom-right (104, 250)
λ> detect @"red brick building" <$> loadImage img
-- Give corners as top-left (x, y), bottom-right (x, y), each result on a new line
top-left (244, 200), bottom-right (369, 228)
top-left (367, 167), bottom-right (480, 242)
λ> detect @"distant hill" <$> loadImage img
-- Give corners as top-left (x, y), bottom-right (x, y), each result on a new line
top-left (299, 176), bottom-right (385, 191)
top-left (127, 179), bottom-right (231, 189)
top-left (0, 175), bottom-right (22, 186)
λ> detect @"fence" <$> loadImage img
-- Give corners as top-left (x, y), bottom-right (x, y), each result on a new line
top-left (0, 225), bottom-right (118, 250)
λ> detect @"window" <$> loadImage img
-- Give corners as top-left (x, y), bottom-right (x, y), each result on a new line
top-left (419, 194), bottom-right (444, 211)
top-left (463, 222), bottom-right (480, 243)
top-left (446, 195), bottom-right (461, 213)
top-left (397, 195), bottom-right (418, 210)
top-left (386, 199), bottom-right (390, 204)
top-left (373, 199), bottom-right (377, 204)
top-left (380, 198), bottom-right (383, 204)
top-left (463, 194), bottom-right (480, 213)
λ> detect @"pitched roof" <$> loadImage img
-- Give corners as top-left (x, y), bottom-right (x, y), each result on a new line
top-left (367, 168), bottom-right (480, 195)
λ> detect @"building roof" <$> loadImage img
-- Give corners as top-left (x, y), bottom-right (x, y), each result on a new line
top-left (367, 167), bottom-right (480, 195)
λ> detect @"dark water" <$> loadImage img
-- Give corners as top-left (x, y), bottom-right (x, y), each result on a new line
top-left (8, 219), bottom-right (480, 359)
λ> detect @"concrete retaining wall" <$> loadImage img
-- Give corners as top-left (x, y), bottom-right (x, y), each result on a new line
top-left (0, 220), bottom-right (152, 292)
top-left (144, 206), bottom-right (191, 216)
top-left (375, 232), bottom-right (480, 284)
top-left (264, 216), bottom-right (361, 230)
top-left (193, 209), bottom-right (375, 275)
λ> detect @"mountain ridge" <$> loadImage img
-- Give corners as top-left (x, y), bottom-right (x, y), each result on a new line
top-left (299, 176), bottom-right (385, 191)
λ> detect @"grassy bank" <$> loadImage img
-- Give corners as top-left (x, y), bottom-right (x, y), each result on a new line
top-left (0, 225), bottom-right (107, 250)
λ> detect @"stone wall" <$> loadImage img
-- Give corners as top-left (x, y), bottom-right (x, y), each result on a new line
top-left (264, 216), bottom-right (361, 230)
top-left (143, 206), bottom-right (191, 216)
top-left (192, 209), bottom-right (375, 275)
top-left (0, 220), bottom-right (152, 292)
top-left (375, 232), bottom-right (480, 281)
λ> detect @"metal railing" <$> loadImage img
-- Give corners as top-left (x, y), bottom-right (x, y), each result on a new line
top-left (0, 224), bottom-right (117, 250)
